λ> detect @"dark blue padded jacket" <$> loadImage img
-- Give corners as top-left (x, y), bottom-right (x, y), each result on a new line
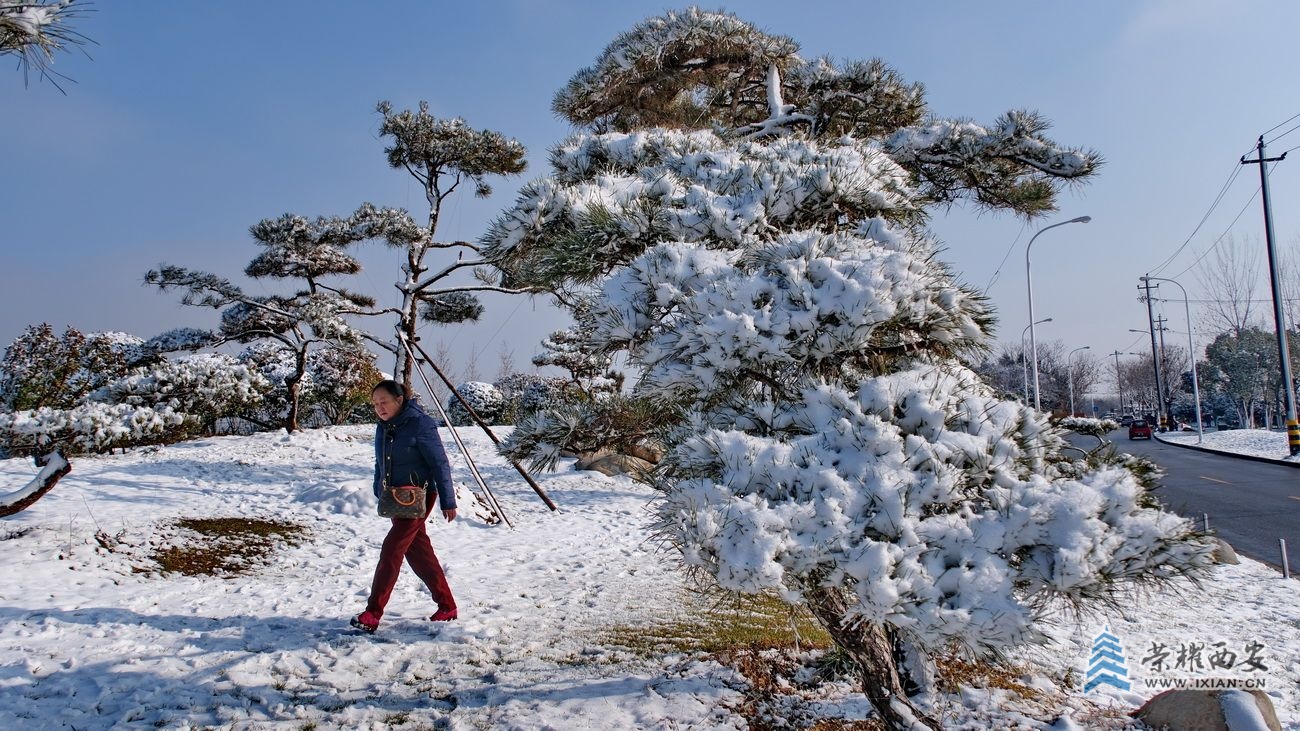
top-left (373, 399), bottom-right (456, 510)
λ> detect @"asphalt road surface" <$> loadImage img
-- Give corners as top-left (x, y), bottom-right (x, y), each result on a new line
top-left (1104, 432), bottom-right (1299, 573)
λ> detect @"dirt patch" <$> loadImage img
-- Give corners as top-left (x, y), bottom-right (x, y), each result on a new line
top-left (148, 517), bottom-right (308, 576)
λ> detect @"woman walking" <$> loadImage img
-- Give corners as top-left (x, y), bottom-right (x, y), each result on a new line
top-left (351, 380), bottom-right (458, 633)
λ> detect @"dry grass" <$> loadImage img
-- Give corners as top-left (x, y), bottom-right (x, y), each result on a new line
top-left (602, 590), bottom-right (832, 657)
top-left (150, 517), bottom-right (308, 576)
top-left (934, 654), bottom-right (1050, 704)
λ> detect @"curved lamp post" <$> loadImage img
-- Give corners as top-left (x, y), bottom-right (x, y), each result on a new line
top-left (1140, 275), bottom-right (1204, 443)
top-left (1022, 318), bottom-right (1052, 403)
top-left (1068, 345), bottom-right (1091, 416)
top-left (1027, 215), bottom-right (1091, 410)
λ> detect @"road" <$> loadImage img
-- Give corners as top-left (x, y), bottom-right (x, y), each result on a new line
top-left (1102, 432), bottom-right (1299, 572)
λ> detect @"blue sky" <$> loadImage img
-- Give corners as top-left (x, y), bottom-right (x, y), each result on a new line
top-left (4, 0), bottom-right (1300, 387)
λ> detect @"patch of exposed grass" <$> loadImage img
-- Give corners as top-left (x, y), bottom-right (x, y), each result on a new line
top-left (602, 590), bottom-right (832, 657)
top-left (150, 517), bottom-right (308, 576)
top-left (604, 592), bottom-right (860, 730)
top-left (935, 655), bottom-right (1049, 703)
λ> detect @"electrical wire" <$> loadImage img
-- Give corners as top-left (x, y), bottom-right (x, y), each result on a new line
top-left (1265, 120), bottom-right (1300, 147)
top-left (1166, 184), bottom-right (1262, 281)
top-left (1148, 163), bottom-right (1244, 276)
top-left (1262, 111), bottom-right (1300, 139)
top-left (984, 220), bottom-right (1027, 292)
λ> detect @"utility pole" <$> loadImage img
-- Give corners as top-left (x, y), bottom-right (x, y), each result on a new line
top-left (1241, 136), bottom-right (1300, 455)
top-left (1111, 350), bottom-right (1127, 415)
top-left (1155, 314), bottom-right (1171, 430)
top-left (1140, 279), bottom-right (1167, 429)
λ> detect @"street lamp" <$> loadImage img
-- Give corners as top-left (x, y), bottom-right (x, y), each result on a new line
top-left (1068, 346), bottom-right (1091, 416)
top-left (1141, 275), bottom-right (1204, 443)
top-left (1022, 318), bottom-right (1052, 403)
top-left (1027, 215), bottom-right (1092, 411)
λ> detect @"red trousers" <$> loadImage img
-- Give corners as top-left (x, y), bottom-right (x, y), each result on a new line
top-left (365, 500), bottom-right (455, 618)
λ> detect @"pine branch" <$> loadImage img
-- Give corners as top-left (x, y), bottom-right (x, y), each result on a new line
top-left (408, 258), bottom-right (491, 293)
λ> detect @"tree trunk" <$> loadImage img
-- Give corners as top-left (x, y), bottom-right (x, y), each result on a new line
top-left (803, 582), bottom-right (941, 731)
top-left (1, 451), bottom-right (71, 517)
top-left (285, 348), bottom-right (307, 434)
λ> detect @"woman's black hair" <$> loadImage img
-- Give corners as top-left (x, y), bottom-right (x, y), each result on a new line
top-left (372, 379), bottom-right (410, 400)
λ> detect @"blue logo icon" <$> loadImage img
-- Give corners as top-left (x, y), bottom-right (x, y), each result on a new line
top-left (1086, 625), bottom-right (1131, 693)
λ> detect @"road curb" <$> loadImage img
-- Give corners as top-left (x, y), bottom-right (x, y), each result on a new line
top-left (1152, 433), bottom-right (1300, 469)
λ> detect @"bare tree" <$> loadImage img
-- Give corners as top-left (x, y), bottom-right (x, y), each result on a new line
top-left (1281, 235), bottom-right (1300, 333)
top-left (495, 343), bottom-right (517, 381)
top-left (1194, 234), bottom-right (1261, 339)
top-left (462, 345), bottom-right (481, 384)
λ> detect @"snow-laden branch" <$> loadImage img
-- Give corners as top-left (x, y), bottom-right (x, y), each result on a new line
top-left (408, 259), bottom-right (492, 293)
top-left (0, 451), bottom-right (71, 517)
top-left (734, 64), bottom-right (815, 140)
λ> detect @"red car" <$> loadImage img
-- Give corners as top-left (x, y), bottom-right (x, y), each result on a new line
top-left (1128, 420), bottom-right (1153, 440)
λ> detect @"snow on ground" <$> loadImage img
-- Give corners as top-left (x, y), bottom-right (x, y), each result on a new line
top-left (1161, 427), bottom-right (1300, 463)
top-left (0, 425), bottom-right (1297, 729)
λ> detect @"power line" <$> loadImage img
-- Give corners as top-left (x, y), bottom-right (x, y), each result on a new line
top-left (1148, 162), bottom-right (1245, 276)
top-left (984, 220), bottom-right (1027, 291)
top-left (1265, 120), bottom-right (1300, 147)
top-left (1262, 111), bottom-right (1300, 138)
top-left (1166, 184), bottom-right (1262, 281)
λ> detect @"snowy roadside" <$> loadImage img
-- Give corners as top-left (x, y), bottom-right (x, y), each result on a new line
top-left (0, 426), bottom-right (1295, 729)
top-left (1159, 427), bottom-right (1300, 464)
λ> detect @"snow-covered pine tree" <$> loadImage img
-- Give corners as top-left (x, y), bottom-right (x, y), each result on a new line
top-left (484, 9), bottom-right (1213, 729)
top-left (146, 211), bottom-right (373, 432)
top-left (236, 342), bottom-right (379, 429)
top-left (357, 102), bottom-right (532, 388)
top-left (0, 324), bottom-right (144, 411)
top-left (1, 0), bottom-right (88, 90)
top-left (532, 325), bottom-right (623, 398)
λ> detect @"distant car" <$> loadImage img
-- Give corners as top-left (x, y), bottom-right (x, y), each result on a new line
top-left (1119, 415), bottom-right (1135, 427)
top-left (1128, 420), bottom-right (1153, 440)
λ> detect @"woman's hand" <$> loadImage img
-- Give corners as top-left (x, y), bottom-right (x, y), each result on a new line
top-left (442, 508), bottom-right (457, 522)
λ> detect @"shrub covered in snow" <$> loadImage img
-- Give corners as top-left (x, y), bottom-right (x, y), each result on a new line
top-left (494, 372), bottom-right (572, 424)
top-left (483, 10), bottom-right (1210, 729)
top-left (446, 381), bottom-right (506, 426)
top-left (93, 354), bottom-right (270, 427)
top-left (0, 324), bottom-right (145, 411)
top-left (1056, 416), bottom-right (1120, 438)
top-left (2, 353), bottom-right (270, 456)
top-left (0, 401), bottom-right (190, 456)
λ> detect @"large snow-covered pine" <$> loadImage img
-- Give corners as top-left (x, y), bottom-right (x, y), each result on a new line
top-left (483, 9), bottom-right (1210, 730)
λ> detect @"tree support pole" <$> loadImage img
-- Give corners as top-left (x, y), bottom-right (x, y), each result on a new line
top-left (399, 334), bottom-right (513, 527)
top-left (404, 335), bottom-right (558, 511)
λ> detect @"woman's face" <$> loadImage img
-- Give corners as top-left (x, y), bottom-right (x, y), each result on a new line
top-left (371, 389), bottom-right (404, 422)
